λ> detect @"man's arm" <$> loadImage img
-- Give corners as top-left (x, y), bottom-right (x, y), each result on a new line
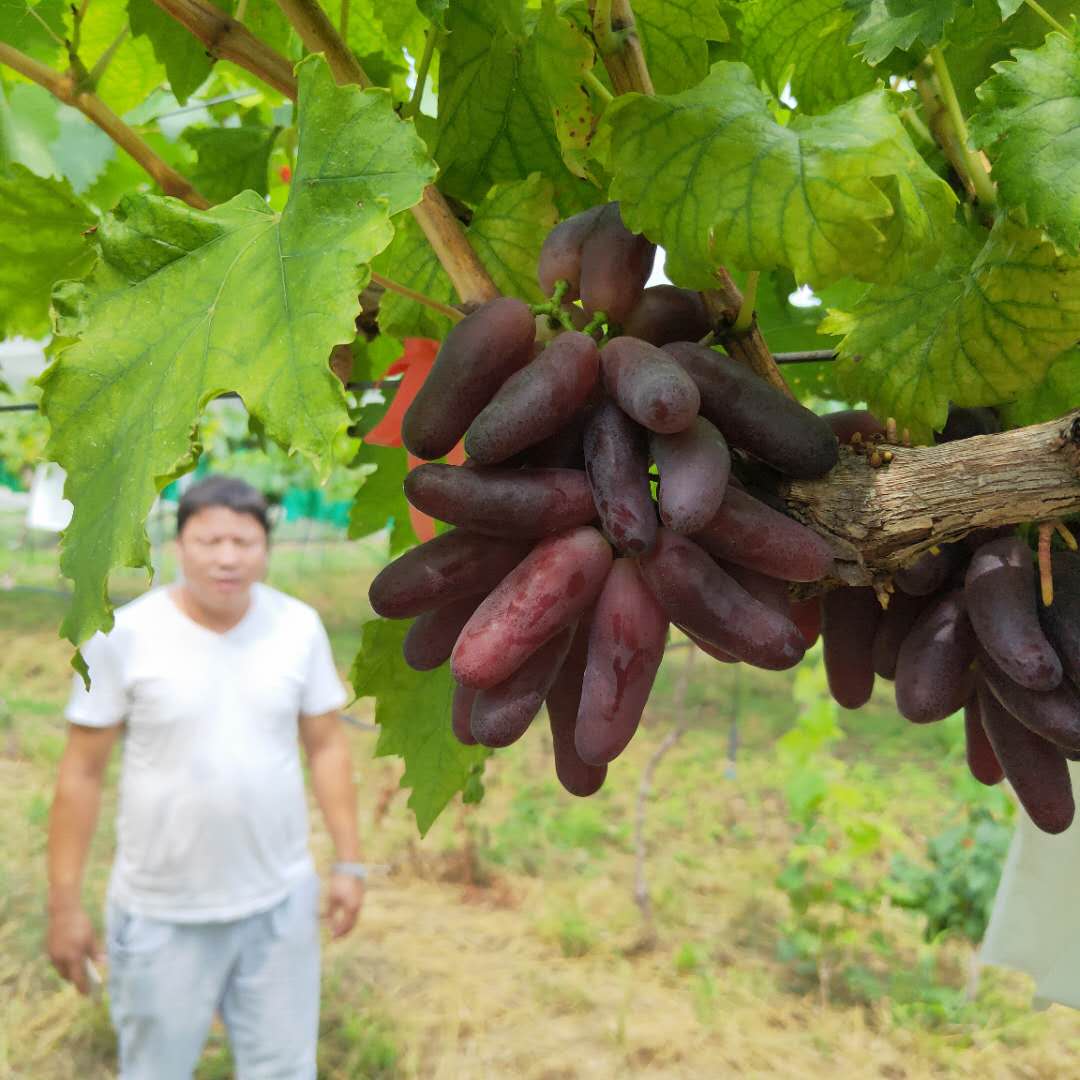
top-left (46, 722), bottom-right (122, 993)
top-left (299, 711), bottom-right (364, 937)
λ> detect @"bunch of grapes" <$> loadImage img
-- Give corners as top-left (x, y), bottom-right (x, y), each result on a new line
top-left (367, 203), bottom-right (1078, 832)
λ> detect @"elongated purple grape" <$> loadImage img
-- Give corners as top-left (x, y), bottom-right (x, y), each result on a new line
top-left (824, 409), bottom-right (886, 445)
top-left (650, 418), bottom-right (731, 534)
top-left (465, 332), bottom-right (600, 464)
top-left (537, 205), bottom-right (605, 297)
top-left (721, 562), bottom-right (792, 620)
top-left (894, 591), bottom-right (976, 723)
top-left (403, 594), bottom-right (484, 671)
top-left (977, 679), bottom-right (1074, 834)
top-left (692, 486), bottom-right (834, 583)
top-left (578, 203), bottom-right (656, 322)
top-left (965, 537), bottom-right (1062, 691)
top-left (575, 560), bottom-right (669, 765)
top-left (977, 648), bottom-right (1080, 751)
top-left (894, 544), bottom-right (962, 597)
top-left (964, 693), bottom-right (1003, 786)
top-left (471, 626), bottom-right (576, 748)
top-left (822, 587), bottom-right (881, 709)
top-left (547, 619), bottom-right (607, 796)
top-left (622, 285), bottom-right (711, 346)
top-left (681, 628), bottom-right (739, 663)
top-left (583, 400), bottom-right (657, 555)
top-left (404, 464), bottom-right (596, 538)
top-left (369, 530), bottom-right (531, 619)
top-left (522, 410), bottom-right (588, 470)
top-left (639, 529), bottom-right (804, 670)
top-left (871, 591), bottom-right (929, 679)
top-left (452, 684), bottom-right (479, 746)
top-left (402, 297), bottom-right (536, 460)
top-left (663, 341), bottom-right (838, 479)
top-left (452, 527), bottom-right (613, 689)
top-left (791, 597), bottom-right (822, 649)
top-left (600, 337), bottom-right (700, 434)
top-left (1039, 551), bottom-right (1080, 685)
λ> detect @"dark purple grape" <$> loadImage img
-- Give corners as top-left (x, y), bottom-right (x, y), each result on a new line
top-left (822, 586), bottom-right (881, 709)
top-left (894, 544), bottom-right (962, 597)
top-left (692, 486), bottom-right (834, 583)
top-left (575, 560), bottom-right (669, 765)
top-left (471, 626), bottom-right (576, 748)
top-left (403, 594), bottom-right (484, 671)
top-left (1040, 551), bottom-right (1080, 685)
top-left (621, 285), bottom-right (711, 346)
top-left (965, 536), bottom-right (1062, 691)
top-left (578, 203), bottom-right (655, 322)
top-left (823, 409), bottom-right (886, 444)
top-left (583, 400), bottom-right (657, 555)
top-left (404, 464), bottom-right (596, 538)
top-left (639, 528), bottom-right (805, 670)
top-left (936, 406), bottom-right (1000, 443)
top-left (537, 205), bottom-right (604, 297)
top-left (791, 597), bottom-right (822, 650)
top-left (369, 531), bottom-right (531, 619)
top-left (547, 618), bottom-right (607, 796)
top-left (452, 684), bottom-right (479, 746)
top-left (894, 591), bottom-right (976, 723)
top-left (464, 332), bottom-right (600, 464)
top-left (721, 563), bottom-right (792, 621)
top-left (977, 678), bottom-right (1074, 834)
top-left (662, 341), bottom-right (838, 479)
top-left (977, 647), bottom-right (1080, 751)
top-left (872, 591), bottom-right (930, 679)
top-left (650, 418), bottom-right (730, 534)
top-left (402, 297), bottom-right (536, 460)
top-left (452, 527), bottom-right (613, 690)
top-left (600, 337), bottom-right (700, 434)
top-left (964, 693), bottom-right (1003, 786)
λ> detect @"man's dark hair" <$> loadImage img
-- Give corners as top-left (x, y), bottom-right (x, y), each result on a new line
top-left (177, 475), bottom-right (271, 536)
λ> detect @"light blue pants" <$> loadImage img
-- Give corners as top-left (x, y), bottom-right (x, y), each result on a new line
top-left (105, 873), bottom-right (321, 1080)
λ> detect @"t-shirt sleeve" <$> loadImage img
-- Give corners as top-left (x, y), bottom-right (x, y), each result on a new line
top-left (65, 631), bottom-right (127, 728)
top-left (300, 613), bottom-right (349, 717)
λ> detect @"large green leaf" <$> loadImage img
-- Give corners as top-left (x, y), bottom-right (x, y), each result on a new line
top-left (349, 442), bottom-right (419, 555)
top-left (824, 218), bottom-right (1080, 442)
top-left (0, 0), bottom-right (68, 63)
top-left (350, 617), bottom-right (488, 836)
top-left (374, 173), bottom-right (557, 339)
top-left (999, 347), bottom-right (1080, 428)
top-left (0, 81), bottom-right (59, 178)
top-left (184, 124), bottom-right (280, 204)
top-left (38, 57), bottom-right (437, 646)
top-left (605, 65), bottom-right (956, 288)
top-left (434, 0), bottom-right (592, 212)
top-left (79, 4), bottom-right (165, 115)
top-left (128, 0), bottom-right (215, 105)
top-left (739, 0), bottom-right (878, 113)
top-left (971, 32), bottom-right (1080, 255)
top-left (0, 163), bottom-right (97, 339)
top-left (848, 0), bottom-right (975, 65)
top-left (632, 0), bottom-right (728, 95)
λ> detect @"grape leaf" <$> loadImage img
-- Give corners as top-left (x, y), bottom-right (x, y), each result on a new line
top-left (240, 0), bottom-right (297, 56)
top-left (374, 173), bottom-right (557, 339)
top-left (632, 0), bottom-right (728, 95)
top-left (996, 0), bottom-right (1025, 16)
top-left (77, 4), bottom-right (165, 116)
top-left (418, 0), bottom-right (450, 31)
top-left (970, 32), bottom-right (1080, 255)
top-left (0, 0), bottom-right (68, 63)
top-left (349, 442), bottom-right (419, 555)
top-left (999, 346), bottom-right (1080, 428)
top-left (434, 0), bottom-right (593, 213)
top-left (848, 0), bottom-right (975, 65)
top-left (349, 616), bottom-right (488, 836)
top-left (0, 163), bottom-right (97, 339)
top-left (184, 124), bottom-right (280, 204)
top-left (605, 65), bottom-right (956, 289)
top-left (128, 0), bottom-right (214, 105)
top-left (738, 0), bottom-right (878, 113)
top-left (824, 218), bottom-right (1080, 442)
top-left (38, 57), bottom-right (437, 646)
top-left (532, 0), bottom-right (599, 181)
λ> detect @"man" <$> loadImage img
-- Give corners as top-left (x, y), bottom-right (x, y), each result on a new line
top-left (45, 475), bottom-right (365, 1078)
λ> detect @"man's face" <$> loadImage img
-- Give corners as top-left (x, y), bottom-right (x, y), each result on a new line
top-left (175, 506), bottom-right (268, 611)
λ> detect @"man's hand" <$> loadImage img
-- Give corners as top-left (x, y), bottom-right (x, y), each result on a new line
top-left (323, 872), bottom-right (364, 939)
top-left (47, 904), bottom-right (104, 995)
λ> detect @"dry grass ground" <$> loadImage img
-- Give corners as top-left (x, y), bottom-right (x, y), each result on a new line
top-left (1, 534), bottom-right (1079, 1078)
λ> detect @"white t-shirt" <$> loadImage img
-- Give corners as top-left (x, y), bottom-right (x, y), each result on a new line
top-left (66, 583), bottom-right (348, 922)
